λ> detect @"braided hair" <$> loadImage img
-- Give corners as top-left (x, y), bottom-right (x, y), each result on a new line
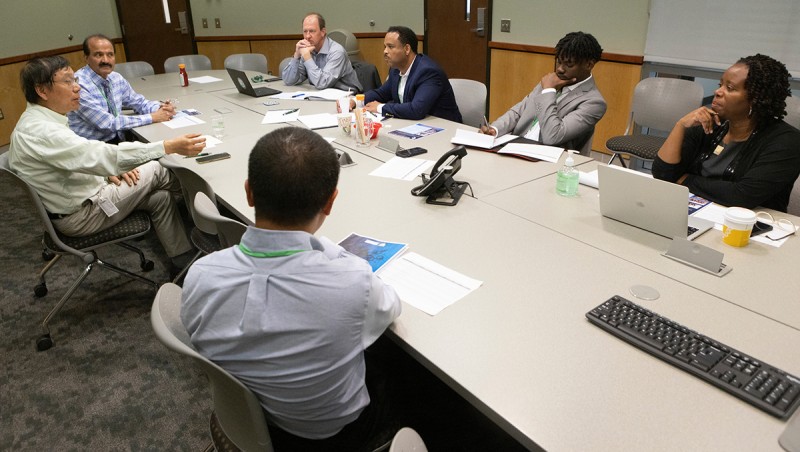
top-left (737, 54), bottom-right (791, 126)
top-left (554, 32), bottom-right (602, 64)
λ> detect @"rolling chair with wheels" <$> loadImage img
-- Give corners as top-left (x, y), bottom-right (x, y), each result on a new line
top-left (328, 29), bottom-right (361, 61)
top-left (606, 77), bottom-right (704, 169)
top-left (449, 78), bottom-right (487, 128)
top-left (164, 54), bottom-right (212, 73)
top-left (224, 53), bottom-right (268, 74)
top-left (0, 153), bottom-right (157, 351)
top-left (151, 283), bottom-right (274, 451)
top-left (158, 156), bottom-right (221, 282)
top-left (784, 96), bottom-right (800, 129)
top-left (278, 57), bottom-right (293, 76)
top-left (115, 61), bottom-right (155, 79)
top-left (352, 61), bottom-right (382, 93)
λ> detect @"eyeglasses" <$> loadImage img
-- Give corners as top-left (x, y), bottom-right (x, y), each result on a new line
top-left (755, 211), bottom-right (797, 241)
top-left (53, 76), bottom-right (80, 87)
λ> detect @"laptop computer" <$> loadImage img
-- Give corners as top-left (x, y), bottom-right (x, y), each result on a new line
top-left (226, 67), bottom-right (282, 97)
top-left (597, 164), bottom-right (714, 240)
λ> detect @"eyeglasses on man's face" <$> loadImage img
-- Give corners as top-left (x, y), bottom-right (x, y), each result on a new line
top-left (53, 76), bottom-right (80, 87)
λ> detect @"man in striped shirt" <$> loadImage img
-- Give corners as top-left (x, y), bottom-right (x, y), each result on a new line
top-left (68, 34), bottom-right (175, 143)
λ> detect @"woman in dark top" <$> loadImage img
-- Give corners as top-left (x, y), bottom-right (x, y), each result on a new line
top-left (653, 54), bottom-right (800, 212)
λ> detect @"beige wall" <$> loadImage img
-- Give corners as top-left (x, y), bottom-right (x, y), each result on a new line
top-left (492, 0), bottom-right (650, 55)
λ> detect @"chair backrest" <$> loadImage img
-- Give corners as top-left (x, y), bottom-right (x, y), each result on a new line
top-left (449, 78), bottom-right (487, 128)
top-left (158, 156), bottom-right (217, 234)
top-left (278, 57), bottom-right (293, 75)
top-left (194, 192), bottom-right (247, 248)
top-left (224, 53), bottom-right (268, 74)
top-left (328, 29), bottom-right (360, 61)
top-left (389, 427), bottom-right (427, 452)
top-left (115, 61), bottom-right (155, 79)
top-left (788, 178), bottom-right (800, 216)
top-left (0, 153), bottom-right (93, 263)
top-left (784, 96), bottom-right (800, 129)
top-left (151, 283), bottom-right (273, 452)
top-left (629, 77), bottom-right (704, 133)
top-left (164, 54), bottom-right (212, 73)
top-left (352, 61), bottom-right (381, 93)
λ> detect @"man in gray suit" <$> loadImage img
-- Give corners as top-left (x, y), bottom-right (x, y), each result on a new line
top-left (481, 31), bottom-right (606, 156)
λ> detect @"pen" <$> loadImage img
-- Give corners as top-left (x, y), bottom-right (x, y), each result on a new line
top-left (291, 93), bottom-right (305, 98)
top-left (185, 153), bottom-right (210, 159)
top-left (481, 115), bottom-right (490, 129)
top-left (283, 108), bottom-right (299, 116)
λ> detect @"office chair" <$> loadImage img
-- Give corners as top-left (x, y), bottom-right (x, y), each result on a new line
top-left (328, 29), bottom-right (361, 61)
top-left (449, 79), bottom-right (487, 128)
top-left (158, 156), bottom-right (221, 283)
top-left (606, 77), bottom-right (704, 168)
top-left (352, 61), bottom-right (382, 93)
top-left (224, 53), bottom-right (268, 74)
top-left (115, 61), bottom-right (155, 79)
top-left (164, 54), bottom-right (212, 73)
top-left (0, 153), bottom-right (157, 351)
top-left (784, 96), bottom-right (800, 129)
top-left (151, 283), bottom-right (274, 452)
top-left (389, 427), bottom-right (427, 452)
top-left (193, 192), bottom-right (247, 248)
top-left (278, 57), bottom-right (293, 76)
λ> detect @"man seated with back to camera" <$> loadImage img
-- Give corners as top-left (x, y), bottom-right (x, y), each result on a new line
top-left (9, 55), bottom-right (205, 272)
top-left (652, 54), bottom-right (800, 212)
top-left (180, 127), bottom-right (402, 451)
top-left (480, 31), bottom-right (607, 156)
top-left (68, 34), bottom-right (176, 144)
top-left (358, 26), bottom-right (462, 123)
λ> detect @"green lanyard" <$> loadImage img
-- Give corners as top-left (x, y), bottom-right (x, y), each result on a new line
top-left (238, 243), bottom-right (307, 258)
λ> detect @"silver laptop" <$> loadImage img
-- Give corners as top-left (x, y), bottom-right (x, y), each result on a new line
top-left (226, 67), bottom-right (282, 97)
top-left (598, 165), bottom-right (713, 240)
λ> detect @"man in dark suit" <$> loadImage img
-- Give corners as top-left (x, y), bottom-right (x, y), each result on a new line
top-left (364, 26), bottom-right (462, 123)
top-left (481, 31), bottom-right (606, 156)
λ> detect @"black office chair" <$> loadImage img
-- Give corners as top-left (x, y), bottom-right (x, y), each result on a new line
top-left (0, 153), bottom-right (157, 351)
top-left (352, 61), bottom-right (382, 93)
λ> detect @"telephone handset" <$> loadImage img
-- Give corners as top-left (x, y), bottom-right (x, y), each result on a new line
top-left (411, 146), bottom-right (467, 197)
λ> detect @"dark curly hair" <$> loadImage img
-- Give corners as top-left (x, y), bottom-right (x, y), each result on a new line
top-left (554, 31), bottom-right (603, 64)
top-left (737, 54), bottom-right (791, 126)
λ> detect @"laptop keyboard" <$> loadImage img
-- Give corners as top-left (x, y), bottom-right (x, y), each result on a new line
top-left (687, 225), bottom-right (698, 236)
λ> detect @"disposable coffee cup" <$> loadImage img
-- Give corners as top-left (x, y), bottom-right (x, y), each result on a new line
top-left (722, 207), bottom-right (757, 247)
top-left (337, 113), bottom-right (352, 136)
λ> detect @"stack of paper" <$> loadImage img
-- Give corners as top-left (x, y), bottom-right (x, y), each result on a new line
top-left (297, 113), bottom-right (338, 129)
top-left (450, 129), bottom-right (517, 149)
top-left (497, 143), bottom-right (563, 162)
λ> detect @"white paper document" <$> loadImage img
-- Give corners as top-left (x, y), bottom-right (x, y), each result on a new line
top-left (498, 143), bottom-right (563, 162)
top-left (369, 157), bottom-right (434, 180)
top-left (578, 169), bottom-right (599, 188)
top-left (163, 115), bottom-right (205, 129)
top-left (267, 88), bottom-right (350, 101)
top-left (378, 252), bottom-right (483, 315)
top-left (262, 109), bottom-right (299, 124)
top-left (298, 113), bottom-right (338, 129)
top-left (450, 129), bottom-right (517, 149)
top-left (200, 135), bottom-right (223, 148)
top-left (188, 76), bottom-right (223, 84)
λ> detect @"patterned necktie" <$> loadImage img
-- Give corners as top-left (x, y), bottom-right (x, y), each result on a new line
top-left (102, 82), bottom-right (117, 117)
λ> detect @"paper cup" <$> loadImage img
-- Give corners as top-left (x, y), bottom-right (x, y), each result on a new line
top-left (370, 122), bottom-right (382, 139)
top-left (722, 207), bottom-right (757, 247)
top-left (337, 113), bottom-right (352, 136)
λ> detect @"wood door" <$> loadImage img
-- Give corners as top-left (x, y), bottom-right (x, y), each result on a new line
top-left (116, 0), bottom-right (195, 74)
top-left (425, 0), bottom-right (491, 83)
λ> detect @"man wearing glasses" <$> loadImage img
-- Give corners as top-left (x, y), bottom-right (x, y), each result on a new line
top-left (9, 55), bottom-right (206, 272)
top-left (68, 34), bottom-right (175, 144)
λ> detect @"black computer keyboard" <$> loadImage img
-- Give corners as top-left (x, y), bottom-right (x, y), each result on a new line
top-left (587, 295), bottom-right (800, 418)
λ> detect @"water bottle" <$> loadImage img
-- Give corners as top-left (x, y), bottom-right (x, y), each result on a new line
top-left (556, 151), bottom-right (579, 197)
top-left (178, 64), bottom-right (189, 87)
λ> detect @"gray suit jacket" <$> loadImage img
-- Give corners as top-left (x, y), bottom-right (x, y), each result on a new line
top-left (491, 77), bottom-right (607, 156)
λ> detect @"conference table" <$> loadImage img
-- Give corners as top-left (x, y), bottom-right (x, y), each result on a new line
top-left (131, 74), bottom-right (800, 451)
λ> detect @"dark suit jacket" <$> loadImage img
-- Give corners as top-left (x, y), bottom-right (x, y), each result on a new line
top-left (365, 54), bottom-right (462, 123)
top-left (491, 77), bottom-right (606, 156)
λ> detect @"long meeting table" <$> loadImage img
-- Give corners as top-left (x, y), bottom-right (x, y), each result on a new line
top-left (131, 75), bottom-right (800, 451)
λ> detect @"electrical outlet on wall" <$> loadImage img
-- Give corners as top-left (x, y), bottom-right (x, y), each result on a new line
top-left (215, 18), bottom-right (221, 28)
top-left (202, 18), bottom-right (208, 28)
top-left (500, 19), bottom-right (511, 33)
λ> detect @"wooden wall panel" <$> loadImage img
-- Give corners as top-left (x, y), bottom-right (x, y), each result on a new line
top-left (249, 40), bottom-right (299, 76)
top-left (197, 41), bottom-right (251, 69)
top-left (489, 49), bottom-right (641, 154)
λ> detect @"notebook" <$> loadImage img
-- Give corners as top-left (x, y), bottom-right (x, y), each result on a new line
top-left (597, 165), bottom-right (713, 240)
top-left (226, 67), bottom-right (282, 97)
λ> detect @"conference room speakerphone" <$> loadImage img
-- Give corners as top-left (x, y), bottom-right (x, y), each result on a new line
top-left (587, 295), bottom-right (800, 418)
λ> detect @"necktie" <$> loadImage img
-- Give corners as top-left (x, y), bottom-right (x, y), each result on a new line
top-left (102, 82), bottom-right (117, 117)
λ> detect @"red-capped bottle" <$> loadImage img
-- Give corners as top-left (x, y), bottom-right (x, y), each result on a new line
top-left (178, 63), bottom-right (189, 87)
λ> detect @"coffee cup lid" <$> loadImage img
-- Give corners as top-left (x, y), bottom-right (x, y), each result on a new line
top-left (724, 207), bottom-right (757, 224)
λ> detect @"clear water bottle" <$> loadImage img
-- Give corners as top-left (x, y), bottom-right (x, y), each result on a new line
top-left (178, 63), bottom-right (189, 87)
top-left (556, 151), bottom-right (579, 197)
